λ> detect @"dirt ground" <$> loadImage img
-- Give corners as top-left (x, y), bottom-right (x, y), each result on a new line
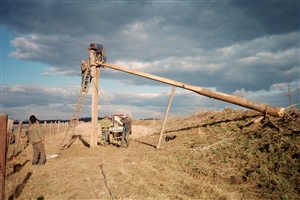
top-left (4, 109), bottom-right (300, 200)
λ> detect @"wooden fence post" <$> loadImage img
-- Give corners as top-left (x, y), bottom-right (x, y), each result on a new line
top-left (13, 121), bottom-right (23, 160)
top-left (43, 121), bottom-right (47, 140)
top-left (50, 122), bottom-right (53, 136)
top-left (0, 114), bottom-right (8, 200)
top-left (54, 121), bottom-right (57, 134)
top-left (7, 119), bottom-right (14, 148)
top-left (58, 121), bottom-right (61, 133)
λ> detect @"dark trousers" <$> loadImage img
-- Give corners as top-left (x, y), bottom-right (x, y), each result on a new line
top-left (102, 130), bottom-right (109, 145)
top-left (121, 131), bottom-right (130, 147)
top-left (96, 47), bottom-right (106, 62)
top-left (32, 141), bottom-right (46, 164)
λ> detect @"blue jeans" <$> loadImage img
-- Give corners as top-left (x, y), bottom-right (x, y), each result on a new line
top-left (121, 131), bottom-right (130, 147)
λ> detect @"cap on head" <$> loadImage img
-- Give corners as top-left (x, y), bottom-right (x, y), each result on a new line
top-left (81, 60), bottom-right (86, 64)
top-left (30, 115), bottom-right (38, 123)
top-left (104, 115), bottom-right (109, 119)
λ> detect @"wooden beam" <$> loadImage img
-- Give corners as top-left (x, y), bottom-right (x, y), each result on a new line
top-left (100, 62), bottom-right (285, 117)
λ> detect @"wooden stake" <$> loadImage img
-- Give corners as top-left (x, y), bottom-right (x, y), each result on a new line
top-left (157, 86), bottom-right (176, 149)
top-left (13, 121), bottom-right (24, 159)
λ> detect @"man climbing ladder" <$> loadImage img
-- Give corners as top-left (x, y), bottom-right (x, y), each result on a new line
top-left (81, 60), bottom-right (90, 92)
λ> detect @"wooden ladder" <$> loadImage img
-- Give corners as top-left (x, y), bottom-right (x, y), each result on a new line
top-left (60, 69), bottom-right (91, 149)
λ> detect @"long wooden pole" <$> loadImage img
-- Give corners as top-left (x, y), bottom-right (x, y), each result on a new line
top-left (89, 50), bottom-right (99, 147)
top-left (157, 86), bottom-right (176, 149)
top-left (99, 62), bottom-right (285, 117)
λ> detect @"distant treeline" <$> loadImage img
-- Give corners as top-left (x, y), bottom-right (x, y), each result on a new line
top-left (13, 117), bottom-right (96, 124)
top-left (13, 117), bottom-right (159, 124)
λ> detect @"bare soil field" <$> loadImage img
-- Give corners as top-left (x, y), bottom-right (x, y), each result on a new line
top-left (5, 109), bottom-right (300, 200)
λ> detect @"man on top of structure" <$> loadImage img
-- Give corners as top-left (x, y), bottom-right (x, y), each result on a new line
top-left (88, 43), bottom-right (106, 63)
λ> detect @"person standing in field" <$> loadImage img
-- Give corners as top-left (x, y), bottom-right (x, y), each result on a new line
top-left (120, 114), bottom-right (132, 148)
top-left (27, 115), bottom-right (46, 165)
top-left (100, 115), bottom-right (111, 147)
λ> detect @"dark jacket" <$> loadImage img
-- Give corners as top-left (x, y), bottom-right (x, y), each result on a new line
top-left (121, 117), bottom-right (131, 132)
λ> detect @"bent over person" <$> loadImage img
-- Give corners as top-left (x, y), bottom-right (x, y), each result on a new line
top-left (27, 115), bottom-right (46, 165)
top-left (89, 43), bottom-right (106, 62)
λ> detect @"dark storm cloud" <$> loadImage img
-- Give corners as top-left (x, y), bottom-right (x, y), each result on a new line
top-left (230, 1), bottom-right (299, 35)
top-left (1, 1), bottom-right (299, 94)
top-left (1, 1), bottom-right (152, 37)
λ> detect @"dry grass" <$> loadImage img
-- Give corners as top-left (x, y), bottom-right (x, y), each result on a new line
top-left (4, 109), bottom-right (300, 199)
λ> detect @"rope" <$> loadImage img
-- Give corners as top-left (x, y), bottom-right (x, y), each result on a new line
top-left (100, 164), bottom-right (115, 200)
top-left (98, 89), bottom-right (116, 112)
top-left (87, 56), bottom-right (119, 114)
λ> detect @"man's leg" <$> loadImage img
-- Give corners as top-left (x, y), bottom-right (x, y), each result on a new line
top-left (32, 144), bottom-right (39, 165)
top-left (104, 131), bottom-right (109, 146)
top-left (102, 47), bottom-right (106, 62)
top-left (102, 131), bottom-right (106, 146)
top-left (37, 142), bottom-right (46, 165)
top-left (125, 131), bottom-right (129, 147)
top-left (120, 131), bottom-right (125, 147)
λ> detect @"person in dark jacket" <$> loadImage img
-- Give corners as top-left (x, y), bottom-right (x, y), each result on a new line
top-left (27, 115), bottom-right (46, 165)
top-left (120, 114), bottom-right (131, 148)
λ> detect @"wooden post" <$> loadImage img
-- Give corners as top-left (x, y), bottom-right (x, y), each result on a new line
top-left (54, 121), bottom-right (57, 134)
top-left (50, 122), bottom-right (53, 136)
top-left (7, 119), bottom-right (14, 148)
top-left (89, 49), bottom-right (100, 147)
top-left (157, 86), bottom-right (176, 149)
top-left (13, 121), bottom-right (23, 159)
top-left (100, 62), bottom-right (285, 117)
top-left (0, 114), bottom-right (8, 200)
top-left (58, 121), bottom-right (60, 133)
top-left (43, 121), bottom-right (47, 140)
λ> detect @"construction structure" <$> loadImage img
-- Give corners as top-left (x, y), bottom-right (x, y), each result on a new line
top-left (61, 52), bottom-right (286, 149)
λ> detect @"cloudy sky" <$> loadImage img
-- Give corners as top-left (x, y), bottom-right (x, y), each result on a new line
top-left (1, 0), bottom-right (299, 121)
